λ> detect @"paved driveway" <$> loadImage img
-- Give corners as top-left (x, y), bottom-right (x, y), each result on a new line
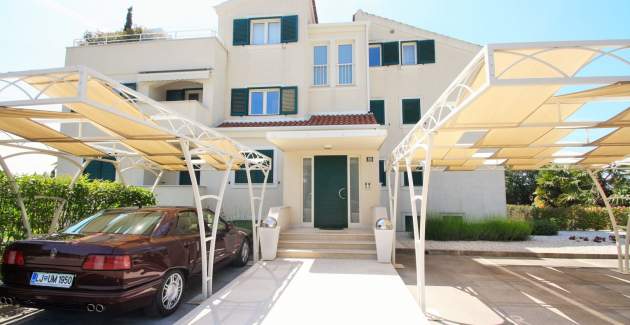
top-left (396, 253), bottom-right (630, 324)
top-left (5, 264), bottom-right (250, 325)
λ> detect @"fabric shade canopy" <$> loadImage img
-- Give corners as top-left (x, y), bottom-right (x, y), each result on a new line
top-left (0, 66), bottom-right (271, 173)
top-left (390, 40), bottom-right (630, 171)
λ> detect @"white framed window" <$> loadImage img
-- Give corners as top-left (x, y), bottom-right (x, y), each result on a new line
top-left (369, 44), bottom-right (382, 67)
top-left (249, 89), bottom-right (280, 115)
top-left (251, 19), bottom-right (281, 45)
top-left (338, 44), bottom-right (353, 85)
top-left (401, 42), bottom-right (417, 65)
top-left (313, 45), bottom-right (328, 86)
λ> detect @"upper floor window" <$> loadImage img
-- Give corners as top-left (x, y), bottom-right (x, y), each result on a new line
top-left (234, 16), bottom-right (298, 46)
top-left (402, 98), bottom-right (421, 124)
top-left (251, 19), bottom-right (281, 45)
top-left (338, 44), bottom-right (353, 85)
top-left (401, 42), bottom-right (417, 65)
top-left (369, 44), bottom-right (382, 67)
top-left (313, 45), bottom-right (328, 86)
top-left (250, 88), bottom-right (280, 115)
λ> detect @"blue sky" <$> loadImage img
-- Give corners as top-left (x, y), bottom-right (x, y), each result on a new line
top-left (0, 0), bottom-right (629, 173)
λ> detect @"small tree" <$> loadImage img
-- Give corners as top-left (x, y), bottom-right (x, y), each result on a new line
top-left (505, 169), bottom-right (538, 205)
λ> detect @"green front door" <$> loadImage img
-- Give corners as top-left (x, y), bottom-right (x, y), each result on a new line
top-left (314, 156), bottom-right (348, 229)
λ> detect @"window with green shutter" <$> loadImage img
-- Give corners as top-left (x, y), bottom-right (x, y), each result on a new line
top-left (280, 87), bottom-right (298, 115)
top-left (231, 88), bottom-right (249, 116)
top-left (370, 100), bottom-right (385, 125)
top-left (281, 15), bottom-right (298, 43)
top-left (417, 40), bottom-right (435, 64)
top-left (84, 157), bottom-right (116, 181)
top-left (166, 89), bottom-right (185, 101)
top-left (233, 19), bottom-right (250, 46)
top-left (179, 169), bottom-right (200, 185)
top-left (235, 149), bottom-right (274, 184)
top-left (403, 170), bottom-right (423, 187)
top-left (379, 160), bottom-right (386, 187)
top-left (402, 98), bottom-right (421, 124)
top-left (382, 41), bottom-right (400, 66)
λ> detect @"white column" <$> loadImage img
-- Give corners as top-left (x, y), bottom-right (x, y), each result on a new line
top-left (387, 165), bottom-right (400, 264)
top-left (0, 155), bottom-right (32, 239)
top-left (207, 160), bottom-right (233, 296)
top-left (245, 163), bottom-right (259, 263)
top-left (181, 140), bottom-right (210, 297)
top-left (587, 169), bottom-right (625, 273)
top-left (405, 158), bottom-right (423, 311)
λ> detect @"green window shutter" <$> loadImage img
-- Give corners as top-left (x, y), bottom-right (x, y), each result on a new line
top-left (280, 87), bottom-right (298, 115)
top-left (403, 170), bottom-right (423, 187)
top-left (379, 160), bottom-right (386, 187)
top-left (235, 150), bottom-right (274, 184)
top-left (369, 100), bottom-right (385, 125)
top-left (416, 40), bottom-right (435, 64)
top-left (179, 169), bottom-right (200, 185)
top-left (402, 98), bottom-right (421, 124)
top-left (382, 41), bottom-right (400, 66)
top-left (233, 19), bottom-right (250, 46)
top-left (84, 157), bottom-right (115, 181)
top-left (281, 15), bottom-right (298, 43)
top-left (166, 89), bottom-right (185, 101)
top-left (231, 88), bottom-right (249, 116)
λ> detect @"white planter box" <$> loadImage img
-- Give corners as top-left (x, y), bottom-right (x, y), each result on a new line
top-left (259, 227), bottom-right (280, 261)
top-left (374, 229), bottom-right (394, 263)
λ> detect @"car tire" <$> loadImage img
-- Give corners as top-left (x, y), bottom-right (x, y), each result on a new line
top-left (231, 239), bottom-right (250, 267)
top-left (145, 269), bottom-right (186, 317)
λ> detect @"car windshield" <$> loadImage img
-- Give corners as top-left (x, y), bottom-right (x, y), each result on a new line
top-left (63, 210), bottom-right (164, 236)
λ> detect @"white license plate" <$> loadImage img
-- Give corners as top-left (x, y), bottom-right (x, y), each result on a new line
top-left (30, 272), bottom-right (74, 288)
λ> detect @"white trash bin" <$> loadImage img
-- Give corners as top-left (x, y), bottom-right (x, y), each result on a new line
top-left (259, 217), bottom-right (280, 260)
top-left (374, 218), bottom-right (394, 263)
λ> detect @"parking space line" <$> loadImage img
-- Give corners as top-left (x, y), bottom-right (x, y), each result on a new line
top-left (479, 258), bottom-right (624, 325)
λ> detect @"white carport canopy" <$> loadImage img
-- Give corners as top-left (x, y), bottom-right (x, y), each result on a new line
top-left (0, 66), bottom-right (272, 299)
top-left (387, 40), bottom-right (630, 314)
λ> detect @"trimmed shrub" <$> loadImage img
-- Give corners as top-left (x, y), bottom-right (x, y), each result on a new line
top-left (0, 173), bottom-right (156, 247)
top-left (424, 218), bottom-right (531, 241)
top-left (508, 204), bottom-right (630, 231)
top-left (531, 219), bottom-right (559, 236)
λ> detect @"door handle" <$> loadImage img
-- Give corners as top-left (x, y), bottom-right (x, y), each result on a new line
top-left (338, 187), bottom-right (347, 200)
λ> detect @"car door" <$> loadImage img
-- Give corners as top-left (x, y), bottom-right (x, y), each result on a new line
top-left (175, 211), bottom-right (202, 273)
top-left (205, 210), bottom-right (228, 263)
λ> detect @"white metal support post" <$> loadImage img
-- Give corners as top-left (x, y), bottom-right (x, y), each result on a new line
top-left (49, 159), bottom-right (91, 233)
top-left (0, 154), bottom-right (32, 239)
top-left (387, 166), bottom-right (400, 264)
top-left (404, 134), bottom-right (433, 314)
top-left (181, 140), bottom-right (211, 297)
top-left (244, 163), bottom-right (270, 263)
top-left (150, 170), bottom-right (164, 193)
top-left (206, 159), bottom-right (233, 297)
top-left (587, 169), bottom-right (628, 273)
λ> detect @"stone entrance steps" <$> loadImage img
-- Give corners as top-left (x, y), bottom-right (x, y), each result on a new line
top-left (277, 228), bottom-right (376, 259)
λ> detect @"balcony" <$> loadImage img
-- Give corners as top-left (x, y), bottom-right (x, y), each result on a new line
top-left (159, 100), bottom-right (211, 124)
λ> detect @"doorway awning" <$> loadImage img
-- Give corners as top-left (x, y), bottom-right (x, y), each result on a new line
top-left (267, 129), bottom-right (387, 151)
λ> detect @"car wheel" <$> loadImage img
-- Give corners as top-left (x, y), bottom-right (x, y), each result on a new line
top-left (231, 239), bottom-right (250, 267)
top-left (145, 269), bottom-right (185, 317)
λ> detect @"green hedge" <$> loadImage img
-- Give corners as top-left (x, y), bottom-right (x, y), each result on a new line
top-left (508, 204), bottom-right (630, 231)
top-left (0, 173), bottom-right (156, 246)
top-left (424, 218), bottom-right (532, 241)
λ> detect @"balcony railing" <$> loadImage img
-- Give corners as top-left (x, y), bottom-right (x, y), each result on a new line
top-left (74, 29), bottom-right (217, 46)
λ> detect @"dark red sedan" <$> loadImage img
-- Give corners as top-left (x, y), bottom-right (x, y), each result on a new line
top-left (0, 207), bottom-right (251, 316)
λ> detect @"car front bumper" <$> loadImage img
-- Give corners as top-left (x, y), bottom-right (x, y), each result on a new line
top-left (0, 278), bottom-right (162, 313)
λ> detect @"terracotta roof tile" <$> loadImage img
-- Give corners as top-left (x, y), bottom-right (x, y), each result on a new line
top-left (217, 113), bottom-right (377, 128)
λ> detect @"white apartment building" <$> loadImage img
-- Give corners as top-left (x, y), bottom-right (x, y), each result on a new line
top-left (59, 0), bottom-right (506, 232)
